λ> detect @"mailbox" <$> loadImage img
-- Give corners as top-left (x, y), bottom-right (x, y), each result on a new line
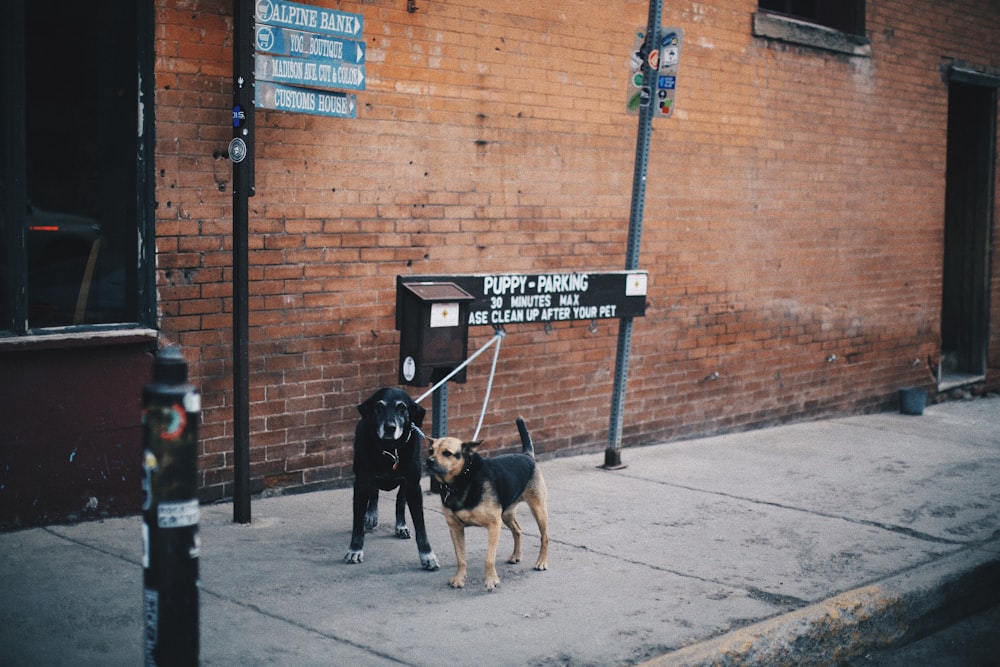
top-left (396, 280), bottom-right (475, 386)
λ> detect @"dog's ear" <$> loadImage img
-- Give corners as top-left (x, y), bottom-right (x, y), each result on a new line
top-left (408, 396), bottom-right (426, 427)
top-left (357, 395), bottom-right (376, 418)
top-left (462, 441), bottom-right (482, 455)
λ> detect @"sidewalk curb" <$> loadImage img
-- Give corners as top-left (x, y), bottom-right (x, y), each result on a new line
top-left (640, 542), bottom-right (1000, 667)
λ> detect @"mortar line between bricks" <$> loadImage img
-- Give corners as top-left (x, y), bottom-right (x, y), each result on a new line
top-left (43, 527), bottom-right (419, 667)
top-left (606, 473), bottom-right (967, 546)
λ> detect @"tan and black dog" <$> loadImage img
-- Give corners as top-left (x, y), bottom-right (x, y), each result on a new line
top-left (425, 417), bottom-right (549, 591)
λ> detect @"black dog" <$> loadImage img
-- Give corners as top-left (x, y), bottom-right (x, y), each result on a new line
top-left (345, 387), bottom-right (439, 570)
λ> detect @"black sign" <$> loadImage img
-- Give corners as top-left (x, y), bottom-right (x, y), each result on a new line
top-left (397, 271), bottom-right (647, 328)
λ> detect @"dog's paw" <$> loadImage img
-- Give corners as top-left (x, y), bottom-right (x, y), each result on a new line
top-left (448, 574), bottom-right (466, 588)
top-left (533, 560), bottom-right (548, 571)
top-left (344, 549), bottom-right (364, 564)
top-left (395, 523), bottom-right (411, 539)
top-left (420, 550), bottom-right (440, 571)
top-left (485, 574), bottom-right (500, 592)
top-left (364, 510), bottom-right (378, 532)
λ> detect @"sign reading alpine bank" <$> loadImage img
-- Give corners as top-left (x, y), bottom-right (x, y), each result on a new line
top-left (254, 0), bottom-right (362, 39)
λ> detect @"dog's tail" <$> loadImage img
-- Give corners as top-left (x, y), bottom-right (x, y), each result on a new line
top-left (516, 417), bottom-right (534, 459)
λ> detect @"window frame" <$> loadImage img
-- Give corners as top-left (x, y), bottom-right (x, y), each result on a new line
top-left (0, 0), bottom-right (156, 339)
top-left (758, 0), bottom-right (865, 36)
top-left (753, 2), bottom-right (871, 57)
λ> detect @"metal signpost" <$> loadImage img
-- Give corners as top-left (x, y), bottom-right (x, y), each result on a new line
top-left (231, 0), bottom-right (255, 524)
top-left (227, 0), bottom-right (366, 523)
top-left (606, 0), bottom-right (682, 469)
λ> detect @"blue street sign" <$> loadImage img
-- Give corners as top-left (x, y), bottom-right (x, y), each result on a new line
top-left (256, 81), bottom-right (357, 118)
top-left (255, 25), bottom-right (365, 65)
top-left (255, 53), bottom-right (365, 91)
top-left (255, 0), bottom-right (363, 39)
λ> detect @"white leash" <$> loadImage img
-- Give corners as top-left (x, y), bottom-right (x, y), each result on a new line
top-left (473, 328), bottom-right (504, 441)
top-left (415, 328), bottom-right (505, 441)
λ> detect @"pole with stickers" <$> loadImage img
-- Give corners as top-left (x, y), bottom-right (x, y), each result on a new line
top-left (141, 347), bottom-right (201, 666)
top-left (607, 0), bottom-right (683, 469)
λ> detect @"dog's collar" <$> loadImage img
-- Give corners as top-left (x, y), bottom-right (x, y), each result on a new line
top-left (379, 425), bottom-right (424, 472)
top-left (436, 460), bottom-right (473, 504)
top-left (438, 480), bottom-right (457, 504)
top-left (437, 482), bottom-right (451, 502)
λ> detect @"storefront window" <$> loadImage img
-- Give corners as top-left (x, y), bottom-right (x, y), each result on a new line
top-left (0, 0), bottom-right (153, 333)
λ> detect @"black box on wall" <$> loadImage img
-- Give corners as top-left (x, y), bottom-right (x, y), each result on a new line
top-left (396, 280), bottom-right (474, 386)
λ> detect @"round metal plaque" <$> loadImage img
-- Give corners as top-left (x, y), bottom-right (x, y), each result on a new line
top-left (228, 137), bottom-right (248, 163)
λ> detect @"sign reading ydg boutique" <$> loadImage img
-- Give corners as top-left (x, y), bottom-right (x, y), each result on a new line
top-left (397, 271), bottom-right (648, 327)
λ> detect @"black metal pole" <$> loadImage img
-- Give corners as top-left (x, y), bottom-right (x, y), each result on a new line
top-left (605, 0), bottom-right (662, 469)
top-left (231, 0), bottom-right (255, 523)
top-left (142, 347), bottom-right (200, 666)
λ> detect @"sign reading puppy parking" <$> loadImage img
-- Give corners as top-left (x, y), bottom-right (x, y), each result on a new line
top-left (397, 271), bottom-right (648, 328)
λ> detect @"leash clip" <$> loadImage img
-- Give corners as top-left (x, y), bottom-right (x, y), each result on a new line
top-left (383, 449), bottom-right (400, 471)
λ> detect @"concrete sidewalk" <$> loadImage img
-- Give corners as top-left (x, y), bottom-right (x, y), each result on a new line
top-left (2, 395), bottom-right (999, 666)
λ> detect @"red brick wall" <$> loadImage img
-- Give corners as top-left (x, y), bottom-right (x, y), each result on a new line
top-left (153, 0), bottom-right (1000, 501)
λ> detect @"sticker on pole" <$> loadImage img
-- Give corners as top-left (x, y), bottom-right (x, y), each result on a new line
top-left (158, 499), bottom-right (200, 528)
top-left (655, 29), bottom-right (683, 117)
top-left (229, 137), bottom-right (248, 163)
top-left (626, 30), bottom-right (649, 113)
top-left (626, 27), bottom-right (683, 117)
top-left (625, 272), bottom-right (648, 296)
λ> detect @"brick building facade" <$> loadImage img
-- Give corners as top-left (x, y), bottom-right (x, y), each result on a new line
top-left (2, 0), bottom-right (997, 524)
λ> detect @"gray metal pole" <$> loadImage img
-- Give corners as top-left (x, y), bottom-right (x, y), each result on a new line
top-left (604, 0), bottom-right (662, 469)
top-left (432, 383), bottom-right (448, 438)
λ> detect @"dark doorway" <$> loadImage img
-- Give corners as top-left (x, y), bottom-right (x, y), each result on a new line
top-left (940, 80), bottom-right (996, 389)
